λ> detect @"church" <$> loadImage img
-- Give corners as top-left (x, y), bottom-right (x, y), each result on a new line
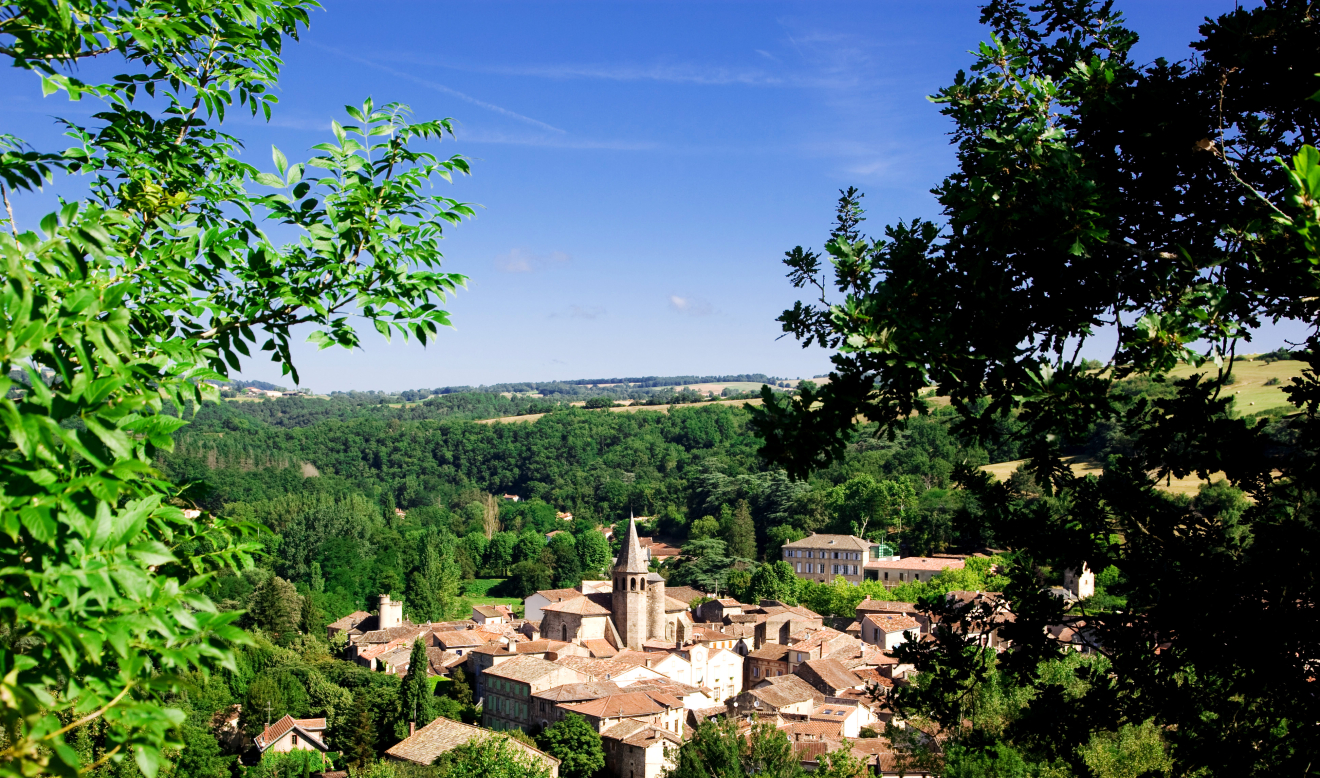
top-left (540, 517), bottom-right (694, 651)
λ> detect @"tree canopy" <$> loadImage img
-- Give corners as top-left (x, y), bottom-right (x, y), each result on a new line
top-left (753, 1), bottom-right (1320, 775)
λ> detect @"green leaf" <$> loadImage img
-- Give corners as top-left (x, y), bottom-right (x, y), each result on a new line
top-left (272, 145), bottom-right (288, 176)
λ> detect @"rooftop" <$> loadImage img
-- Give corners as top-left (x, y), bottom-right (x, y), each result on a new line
top-left (781, 533), bottom-right (870, 551)
top-left (864, 556), bottom-right (967, 572)
top-left (482, 655), bottom-right (566, 684)
top-left (559, 691), bottom-right (682, 719)
top-left (542, 596), bottom-right (612, 617)
top-left (862, 614), bottom-right (922, 634)
top-left (383, 714), bottom-right (559, 770)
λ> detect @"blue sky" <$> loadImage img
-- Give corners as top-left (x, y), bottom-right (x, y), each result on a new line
top-left (4, 0), bottom-right (1292, 392)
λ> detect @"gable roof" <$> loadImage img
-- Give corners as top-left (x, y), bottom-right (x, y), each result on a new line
top-left (532, 681), bottom-right (623, 703)
top-left (801, 658), bottom-right (862, 692)
top-left (532, 588), bottom-right (584, 603)
top-left (483, 655), bottom-right (566, 684)
top-left (664, 586), bottom-right (708, 605)
top-left (384, 713), bottom-right (559, 770)
top-left (559, 690), bottom-right (682, 719)
top-left (542, 596), bottom-right (612, 616)
top-left (472, 605), bottom-right (503, 618)
top-left (254, 715), bottom-right (328, 752)
top-left (862, 614), bottom-right (922, 634)
top-left (556, 655), bottom-right (647, 681)
top-left (865, 556), bottom-right (967, 572)
top-left (327, 611), bottom-right (372, 631)
top-left (781, 533), bottom-right (870, 551)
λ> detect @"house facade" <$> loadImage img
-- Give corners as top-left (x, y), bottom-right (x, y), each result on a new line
top-left (780, 534), bottom-right (872, 583)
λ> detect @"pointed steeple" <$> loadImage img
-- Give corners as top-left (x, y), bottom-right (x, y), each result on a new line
top-left (615, 514), bottom-right (648, 574)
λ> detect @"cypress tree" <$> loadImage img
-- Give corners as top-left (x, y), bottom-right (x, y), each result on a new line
top-left (726, 499), bottom-right (757, 561)
top-left (399, 638), bottom-right (435, 733)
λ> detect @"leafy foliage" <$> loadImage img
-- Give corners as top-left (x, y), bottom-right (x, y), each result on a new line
top-left (0, 0), bottom-right (475, 774)
top-left (533, 713), bottom-right (604, 778)
top-left (754, 1), bottom-right (1320, 775)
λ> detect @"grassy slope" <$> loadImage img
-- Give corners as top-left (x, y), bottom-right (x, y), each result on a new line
top-left (463, 578), bottom-right (522, 613)
top-left (980, 359), bottom-right (1304, 495)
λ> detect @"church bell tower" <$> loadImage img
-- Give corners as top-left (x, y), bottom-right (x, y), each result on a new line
top-left (612, 515), bottom-right (649, 650)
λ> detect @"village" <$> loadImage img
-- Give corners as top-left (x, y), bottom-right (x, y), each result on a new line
top-left (252, 517), bottom-right (1096, 777)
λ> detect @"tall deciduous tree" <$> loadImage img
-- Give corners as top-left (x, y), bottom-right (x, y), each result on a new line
top-left (0, 0), bottom-right (476, 773)
top-left (752, 1), bottom-right (1320, 775)
top-left (533, 713), bottom-right (604, 778)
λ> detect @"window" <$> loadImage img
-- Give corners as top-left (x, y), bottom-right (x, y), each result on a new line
top-left (884, 571), bottom-right (889, 580)
top-left (852, 565), bottom-right (858, 575)
top-left (753, 667), bottom-right (760, 677)
top-left (291, 733), bottom-right (298, 746)
top-left (795, 562), bottom-right (801, 573)
top-left (819, 564), bottom-right (825, 574)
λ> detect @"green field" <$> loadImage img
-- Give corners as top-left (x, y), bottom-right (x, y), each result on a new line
top-left (463, 578), bottom-right (522, 615)
top-left (1168, 358), bottom-right (1305, 417)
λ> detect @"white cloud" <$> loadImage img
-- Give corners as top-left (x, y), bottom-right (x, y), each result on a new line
top-left (493, 248), bottom-right (571, 274)
top-left (549, 305), bottom-right (606, 320)
top-left (668, 295), bottom-right (716, 316)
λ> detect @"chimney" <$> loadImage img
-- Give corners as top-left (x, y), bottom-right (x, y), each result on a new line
top-left (409, 720), bottom-right (416, 737)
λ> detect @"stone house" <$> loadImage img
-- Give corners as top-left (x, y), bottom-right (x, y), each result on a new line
top-left (556, 690), bottom-right (686, 736)
top-left (860, 614), bottom-right (922, 650)
top-left (481, 655), bottom-right (589, 733)
top-left (471, 605), bottom-right (509, 625)
top-left (696, 598), bottom-right (744, 623)
top-left (795, 658), bottom-right (863, 698)
top-left (731, 675), bottom-right (820, 717)
top-left (254, 715), bottom-right (329, 755)
top-left (524, 588), bottom-right (585, 623)
top-left (864, 556), bottom-right (966, 586)
top-left (808, 699), bottom-right (867, 738)
top-left (780, 534), bottom-right (872, 583)
top-left (385, 714), bottom-right (560, 777)
top-left (531, 682), bottom-right (623, 730)
top-left (746, 644), bottom-right (792, 684)
top-left (600, 720), bottom-right (682, 778)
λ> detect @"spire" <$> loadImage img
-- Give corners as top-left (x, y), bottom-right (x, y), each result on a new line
top-left (615, 514), bottom-right (648, 574)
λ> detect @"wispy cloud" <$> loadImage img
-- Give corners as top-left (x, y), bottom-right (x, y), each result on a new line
top-left (668, 295), bottom-right (716, 316)
top-left (457, 129), bottom-right (662, 151)
top-left (550, 305), bottom-right (606, 320)
top-left (384, 53), bottom-right (848, 89)
top-left (494, 248), bottom-right (571, 274)
top-left (310, 43), bottom-right (566, 134)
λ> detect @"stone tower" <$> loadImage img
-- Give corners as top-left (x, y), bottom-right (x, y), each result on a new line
top-left (613, 516), bottom-right (649, 650)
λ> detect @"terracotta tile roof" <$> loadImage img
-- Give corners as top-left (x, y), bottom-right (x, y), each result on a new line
top-left (811, 702), bottom-right (857, 718)
top-left (748, 645), bottom-right (791, 661)
top-left (327, 611), bottom-right (371, 631)
top-left (516, 640), bottom-right (571, 654)
top-left (583, 639), bottom-right (618, 658)
top-left (788, 720), bottom-right (843, 737)
top-left (384, 714), bottom-right (559, 771)
top-left (532, 682), bottom-right (623, 703)
top-left (556, 655), bottom-right (640, 681)
top-left (716, 598), bottom-right (742, 606)
top-left (844, 620), bottom-right (862, 635)
top-left (255, 715), bottom-right (328, 752)
top-left (623, 678), bottom-right (704, 698)
top-left (542, 596), bottom-right (613, 616)
top-left (601, 719), bottom-right (682, 748)
top-left (534, 588), bottom-right (585, 603)
top-left (664, 596), bottom-right (692, 613)
top-left (483, 655), bottom-right (565, 683)
top-left (864, 557), bottom-right (966, 572)
top-left (357, 623), bottom-right (423, 644)
top-left (863, 614), bottom-right (921, 634)
top-left (472, 605), bottom-right (503, 618)
top-left (802, 658), bottom-right (862, 691)
top-left (664, 586), bottom-right (709, 605)
top-left (781, 533), bottom-right (870, 551)
top-left (855, 597), bottom-right (918, 614)
top-left (470, 644), bottom-right (515, 657)
top-left (432, 630), bottom-right (489, 648)
top-left (559, 690), bottom-right (681, 719)
top-left (760, 675), bottom-right (824, 703)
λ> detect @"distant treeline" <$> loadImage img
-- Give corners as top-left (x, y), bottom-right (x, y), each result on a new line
top-left (423, 373), bottom-right (786, 398)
